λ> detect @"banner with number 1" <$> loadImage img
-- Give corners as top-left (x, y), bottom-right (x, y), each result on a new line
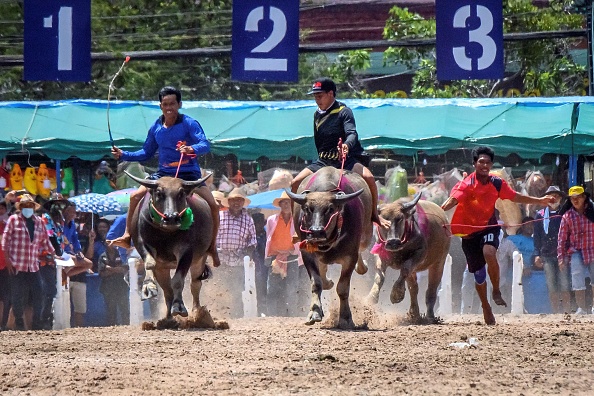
top-left (436, 0), bottom-right (503, 81)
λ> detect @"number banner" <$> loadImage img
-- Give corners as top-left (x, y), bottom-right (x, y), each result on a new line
top-left (232, 0), bottom-right (299, 82)
top-left (24, 0), bottom-right (91, 82)
top-left (436, 0), bottom-right (503, 81)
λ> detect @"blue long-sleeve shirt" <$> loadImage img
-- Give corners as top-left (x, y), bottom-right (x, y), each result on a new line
top-left (121, 114), bottom-right (210, 176)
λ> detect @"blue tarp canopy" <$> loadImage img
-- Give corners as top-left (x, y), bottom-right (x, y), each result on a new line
top-left (1, 97), bottom-right (594, 160)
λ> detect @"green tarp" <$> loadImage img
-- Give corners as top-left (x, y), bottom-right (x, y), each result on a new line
top-left (1, 97), bottom-right (594, 160)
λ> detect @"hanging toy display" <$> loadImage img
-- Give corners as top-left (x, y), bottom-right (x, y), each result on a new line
top-left (24, 167), bottom-right (38, 195)
top-left (61, 168), bottom-right (75, 197)
top-left (36, 163), bottom-right (52, 199)
top-left (10, 163), bottom-right (24, 191)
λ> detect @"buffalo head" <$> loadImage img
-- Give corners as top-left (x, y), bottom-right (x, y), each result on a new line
top-left (126, 171), bottom-right (212, 230)
top-left (287, 188), bottom-right (363, 244)
top-left (378, 192), bottom-right (422, 251)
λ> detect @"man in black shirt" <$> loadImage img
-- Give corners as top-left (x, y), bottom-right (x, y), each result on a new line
top-left (291, 77), bottom-right (389, 228)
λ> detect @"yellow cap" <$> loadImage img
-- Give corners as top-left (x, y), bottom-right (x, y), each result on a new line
top-left (568, 186), bottom-right (585, 197)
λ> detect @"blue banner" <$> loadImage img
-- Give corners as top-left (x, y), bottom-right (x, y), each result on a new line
top-left (24, 0), bottom-right (91, 82)
top-left (436, 0), bottom-right (503, 81)
top-left (232, 0), bottom-right (299, 82)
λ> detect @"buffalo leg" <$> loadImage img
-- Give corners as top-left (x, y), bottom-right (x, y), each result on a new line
top-left (406, 272), bottom-right (421, 321)
top-left (154, 267), bottom-right (174, 320)
top-left (302, 251), bottom-right (324, 325)
top-left (141, 254), bottom-right (158, 300)
top-left (426, 261), bottom-right (445, 320)
top-left (391, 251), bottom-right (424, 304)
top-left (367, 256), bottom-right (386, 304)
top-left (355, 254), bottom-right (368, 275)
top-left (189, 260), bottom-right (215, 328)
top-left (319, 263), bottom-right (334, 290)
top-left (170, 251), bottom-right (193, 317)
top-left (336, 260), bottom-right (356, 329)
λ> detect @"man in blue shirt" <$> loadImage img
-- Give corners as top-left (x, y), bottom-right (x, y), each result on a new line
top-left (108, 86), bottom-right (220, 267)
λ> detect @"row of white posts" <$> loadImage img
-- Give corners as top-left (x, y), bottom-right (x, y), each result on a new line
top-left (53, 251), bottom-right (525, 329)
top-left (437, 251), bottom-right (525, 316)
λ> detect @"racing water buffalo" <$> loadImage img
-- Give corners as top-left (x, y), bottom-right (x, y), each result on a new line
top-left (367, 193), bottom-right (450, 322)
top-left (126, 172), bottom-right (215, 326)
top-left (287, 166), bottom-right (373, 329)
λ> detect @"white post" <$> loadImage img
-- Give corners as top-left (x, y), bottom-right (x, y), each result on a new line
top-left (242, 255), bottom-right (257, 318)
top-left (438, 254), bottom-right (453, 315)
top-left (511, 251), bottom-right (524, 315)
top-left (53, 264), bottom-right (71, 330)
top-left (128, 257), bottom-right (143, 325)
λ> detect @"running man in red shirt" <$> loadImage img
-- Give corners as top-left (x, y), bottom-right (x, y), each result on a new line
top-left (441, 147), bottom-right (556, 325)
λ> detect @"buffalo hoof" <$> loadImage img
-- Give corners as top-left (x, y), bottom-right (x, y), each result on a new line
top-left (305, 310), bottom-right (323, 325)
top-left (171, 301), bottom-right (188, 317)
top-left (141, 279), bottom-right (158, 301)
top-left (355, 260), bottom-right (368, 275)
top-left (337, 318), bottom-right (356, 330)
top-left (390, 281), bottom-right (406, 304)
top-left (322, 278), bottom-right (334, 290)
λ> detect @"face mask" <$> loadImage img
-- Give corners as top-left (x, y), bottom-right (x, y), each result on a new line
top-left (21, 208), bottom-right (34, 218)
top-left (549, 201), bottom-right (560, 211)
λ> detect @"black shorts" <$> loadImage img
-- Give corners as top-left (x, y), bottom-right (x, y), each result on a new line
top-left (148, 170), bottom-right (205, 187)
top-left (306, 156), bottom-right (360, 173)
top-left (461, 226), bottom-right (500, 273)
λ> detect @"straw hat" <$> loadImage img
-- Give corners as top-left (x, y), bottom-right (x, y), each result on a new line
top-left (221, 188), bottom-right (251, 207)
top-left (272, 191), bottom-right (291, 208)
top-left (15, 194), bottom-right (41, 211)
top-left (212, 190), bottom-right (225, 202)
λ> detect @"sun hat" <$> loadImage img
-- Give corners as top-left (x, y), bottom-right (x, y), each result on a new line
top-left (272, 191), bottom-right (291, 208)
top-left (542, 185), bottom-right (565, 197)
top-left (42, 192), bottom-right (72, 211)
top-left (307, 77), bottom-right (336, 95)
top-left (15, 194), bottom-right (41, 211)
top-left (212, 191), bottom-right (225, 202)
top-left (221, 188), bottom-right (251, 207)
top-left (568, 185), bottom-right (585, 197)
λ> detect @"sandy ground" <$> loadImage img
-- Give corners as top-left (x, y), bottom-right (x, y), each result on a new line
top-left (1, 309), bottom-right (594, 395)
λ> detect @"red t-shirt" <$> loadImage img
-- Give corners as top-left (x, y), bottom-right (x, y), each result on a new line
top-left (450, 172), bottom-right (516, 237)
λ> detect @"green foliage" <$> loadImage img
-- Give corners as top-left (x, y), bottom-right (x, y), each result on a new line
top-left (382, 0), bottom-right (587, 98)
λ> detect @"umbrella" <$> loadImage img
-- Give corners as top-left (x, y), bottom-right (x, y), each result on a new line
top-left (68, 193), bottom-right (125, 218)
top-left (246, 189), bottom-right (285, 210)
top-left (106, 188), bottom-right (136, 211)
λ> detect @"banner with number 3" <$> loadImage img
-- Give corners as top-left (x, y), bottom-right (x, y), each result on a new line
top-left (436, 0), bottom-right (503, 81)
top-left (232, 0), bottom-right (299, 82)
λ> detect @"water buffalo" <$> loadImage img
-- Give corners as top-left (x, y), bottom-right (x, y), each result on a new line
top-left (367, 193), bottom-right (450, 322)
top-left (126, 172), bottom-right (215, 326)
top-left (287, 166), bottom-right (372, 329)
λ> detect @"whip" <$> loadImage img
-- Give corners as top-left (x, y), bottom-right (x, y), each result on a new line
top-left (107, 56), bottom-right (131, 148)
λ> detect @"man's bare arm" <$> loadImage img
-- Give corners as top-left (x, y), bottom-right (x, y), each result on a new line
top-left (441, 197), bottom-right (458, 212)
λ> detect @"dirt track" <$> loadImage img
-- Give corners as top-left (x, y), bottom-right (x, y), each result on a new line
top-left (1, 312), bottom-right (593, 395)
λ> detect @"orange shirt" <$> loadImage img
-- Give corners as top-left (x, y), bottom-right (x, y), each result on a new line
top-left (268, 217), bottom-right (294, 254)
top-left (450, 172), bottom-right (516, 237)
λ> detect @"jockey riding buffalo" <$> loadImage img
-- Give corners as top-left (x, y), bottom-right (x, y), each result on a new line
top-left (367, 193), bottom-right (450, 322)
top-left (287, 166), bottom-right (372, 329)
top-left (126, 172), bottom-right (215, 326)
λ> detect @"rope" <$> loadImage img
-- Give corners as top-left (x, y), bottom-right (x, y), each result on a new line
top-left (337, 137), bottom-right (346, 188)
top-left (174, 140), bottom-right (197, 178)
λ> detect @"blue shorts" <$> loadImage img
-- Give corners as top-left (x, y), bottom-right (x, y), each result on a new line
top-left (541, 256), bottom-right (571, 293)
top-left (306, 157), bottom-right (360, 173)
top-left (148, 170), bottom-right (205, 186)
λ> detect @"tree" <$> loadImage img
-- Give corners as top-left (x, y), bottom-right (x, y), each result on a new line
top-left (379, 0), bottom-right (587, 98)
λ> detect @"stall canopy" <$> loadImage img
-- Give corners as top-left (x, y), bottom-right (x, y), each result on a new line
top-left (1, 97), bottom-right (594, 161)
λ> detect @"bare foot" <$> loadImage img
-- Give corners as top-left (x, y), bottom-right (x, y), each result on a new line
top-left (492, 290), bottom-right (507, 307)
top-left (482, 306), bottom-right (496, 325)
top-left (107, 233), bottom-right (132, 249)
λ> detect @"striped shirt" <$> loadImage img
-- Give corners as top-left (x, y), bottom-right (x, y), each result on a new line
top-left (557, 208), bottom-right (594, 265)
top-left (217, 209), bottom-right (256, 267)
top-left (1, 213), bottom-right (54, 273)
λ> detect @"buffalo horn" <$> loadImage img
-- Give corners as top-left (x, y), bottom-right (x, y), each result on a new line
top-left (334, 188), bottom-right (364, 203)
top-left (124, 171), bottom-right (212, 189)
top-left (285, 189), bottom-right (307, 206)
top-left (181, 172), bottom-right (212, 189)
top-left (401, 192), bottom-right (422, 212)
